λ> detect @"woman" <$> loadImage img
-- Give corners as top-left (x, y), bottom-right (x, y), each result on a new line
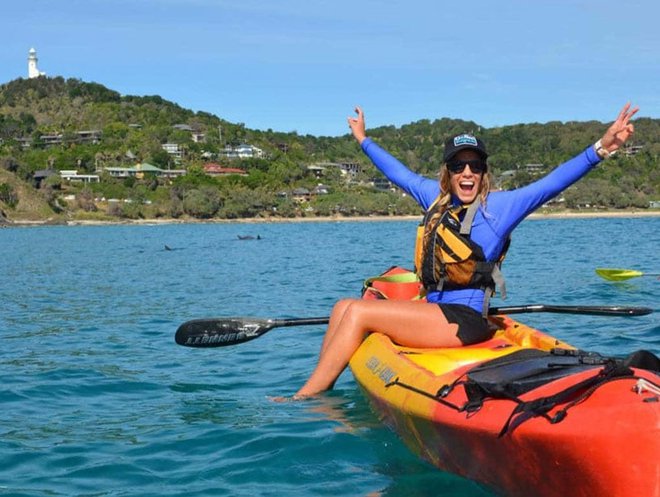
top-left (290, 103), bottom-right (638, 399)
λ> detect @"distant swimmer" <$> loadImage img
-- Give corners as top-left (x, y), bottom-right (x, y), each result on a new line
top-left (237, 235), bottom-right (259, 240)
top-left (164, 244), bottom-right (173, 251)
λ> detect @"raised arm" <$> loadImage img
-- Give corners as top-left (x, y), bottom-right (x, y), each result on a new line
top-left (347, 106), bottom-right (438, 208)
top-left (347, 106), bottom-right (368, 144)
top-left (490, 103), bottom-right (640, 235)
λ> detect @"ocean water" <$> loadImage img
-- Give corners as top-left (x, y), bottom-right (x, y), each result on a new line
top-left (1, 217), bottom-right (658, 497)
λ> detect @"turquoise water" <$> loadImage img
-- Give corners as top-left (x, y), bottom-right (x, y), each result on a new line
top-left (1, 217), bottom-right (658, 497)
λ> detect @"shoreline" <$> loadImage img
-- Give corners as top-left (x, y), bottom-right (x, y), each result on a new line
top-left (3, 209), bottom-right (660, 227)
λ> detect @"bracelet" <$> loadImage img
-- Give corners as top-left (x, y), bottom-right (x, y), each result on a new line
top-left (594, 139), bottom-right (616, 160)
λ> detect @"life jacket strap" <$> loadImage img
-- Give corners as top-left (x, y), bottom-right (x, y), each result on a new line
top-left (482, 288), bottom-right (493, 318)
top-left (459, 201), bottom-right (479, 235)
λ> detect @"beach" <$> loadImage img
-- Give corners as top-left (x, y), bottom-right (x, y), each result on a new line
top-left (2, 208), bottom-right (658, 227)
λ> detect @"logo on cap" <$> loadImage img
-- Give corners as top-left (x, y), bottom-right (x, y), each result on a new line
top-left (453, 134), bottom-right (478, 147)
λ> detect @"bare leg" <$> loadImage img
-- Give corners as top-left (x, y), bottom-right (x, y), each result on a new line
top-left (319, 299), bottom-right (354, 356)
top-left (293, 299), bottom-right (461, 398)
top-left (269, 299), bottom-right (357, 402)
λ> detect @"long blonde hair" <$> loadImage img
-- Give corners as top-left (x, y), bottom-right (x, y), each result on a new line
top-left (437, 165), bottom-right (492, 209)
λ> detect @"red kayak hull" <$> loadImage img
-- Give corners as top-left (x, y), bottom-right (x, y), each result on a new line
top-left (350, 267), bottom-right (660, 497)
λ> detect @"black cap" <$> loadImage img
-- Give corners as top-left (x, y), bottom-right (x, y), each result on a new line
top-left (443, 134), bottom-right (488, 162)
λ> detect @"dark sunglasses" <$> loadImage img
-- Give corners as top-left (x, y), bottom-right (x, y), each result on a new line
top-left (446, 159), bottom-right (487, 174)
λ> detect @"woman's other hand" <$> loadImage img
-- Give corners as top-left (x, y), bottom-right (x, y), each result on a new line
top-left (600, 103), bottom-right (639, 153)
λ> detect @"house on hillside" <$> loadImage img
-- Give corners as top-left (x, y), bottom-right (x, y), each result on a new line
top-left (292, 188), bottom-right (311, 202)
top-left (372, 177), bottom-right (394, 191)
top-left (203, 163), bottom-right (248, 176)
top-left (102, 163), bottom-right (185, 179)
top-left (236, 143), bottom-right (263, 158)
top-left (76, 130), bottom-right (102, 144)
top-left (218, 144), bottom-right (264, 159)
top-left (40, 134), bottom-right (63, 147)
top-left (60, 170), bottom-right (100, 183)
top-left (522, 163), bottom-right (545, 175)
top-left (308, 161), bottom-right (361, 179)
top-left (17, 130), bottom-right (102, 149)
top-left (134, 162), bottom-right (162, 179)
top-left (624, 144), bottom-right (644, 156)
top-left (162, 143), bottom-right (184, 161)
top-left (33, 169), bottom-right (57, 188)
top-left (312, 184), bottom-right (330, 195)
top-left (307, 165), bottom-right (326, 178)
top-left (173, 124), bottom-right (205, 143)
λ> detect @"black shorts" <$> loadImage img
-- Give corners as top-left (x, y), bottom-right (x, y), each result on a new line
top-left (438, 303), bottom-right (493, 345)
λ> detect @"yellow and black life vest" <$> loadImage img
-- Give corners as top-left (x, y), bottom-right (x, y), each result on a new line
top-left (414, 199), bottom-right (508, 314)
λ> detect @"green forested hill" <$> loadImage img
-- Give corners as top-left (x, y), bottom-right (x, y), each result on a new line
top-left (0, 76), bottom-right (658, 223)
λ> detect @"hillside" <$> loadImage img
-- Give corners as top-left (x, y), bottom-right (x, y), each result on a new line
top-left (0, 76), bottom-right (658, 223)
top-left (0, 168), bottom-right (55, 223)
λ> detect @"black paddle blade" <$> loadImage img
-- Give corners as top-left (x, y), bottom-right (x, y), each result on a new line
top-left (175, 317), bottom-right (275, 347)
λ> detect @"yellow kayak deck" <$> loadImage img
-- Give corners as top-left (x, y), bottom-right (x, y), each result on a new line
top-left (386, 315), bottom-right (573, 376)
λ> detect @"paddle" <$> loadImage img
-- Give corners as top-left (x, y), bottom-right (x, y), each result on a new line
top-left (175, 304), bottom-right (652, 348)
top-left (595, 268), bottom-right (660, 282)
top-left (175, 317), bottom-right (330, 347)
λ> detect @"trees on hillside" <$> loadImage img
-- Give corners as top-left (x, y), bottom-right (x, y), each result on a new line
top-left (0, 77), bottom-right (658, 221)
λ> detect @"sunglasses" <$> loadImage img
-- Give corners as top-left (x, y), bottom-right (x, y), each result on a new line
top-left (446, 159), bottom-right (487, 174)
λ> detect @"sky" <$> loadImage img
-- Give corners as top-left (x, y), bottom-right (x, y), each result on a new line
top-left (2, 0), bottom-right (659, 137)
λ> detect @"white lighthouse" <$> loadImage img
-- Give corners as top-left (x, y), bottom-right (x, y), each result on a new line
top-left (28, 48), bottom-right (45, 78)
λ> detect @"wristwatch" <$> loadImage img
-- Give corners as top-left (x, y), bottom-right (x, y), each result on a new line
top-left (594, 139), bottom-right (616, 160)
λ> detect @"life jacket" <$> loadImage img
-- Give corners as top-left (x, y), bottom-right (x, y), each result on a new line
top-left (414, 198), bottom-right (508, 315)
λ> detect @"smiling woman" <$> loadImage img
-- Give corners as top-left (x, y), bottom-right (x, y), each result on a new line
top-left (285, 103), bottom-right (639, 399)
top-left (443, 137), bottom-right (489, 205)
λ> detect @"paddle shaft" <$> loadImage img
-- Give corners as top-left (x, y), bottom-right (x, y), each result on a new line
top-left (175, 304), bottom-right (652, 348)
top-left (273, 317), bottom-right (330, 327)
top-left (490, 304), bottom-right (652, 317)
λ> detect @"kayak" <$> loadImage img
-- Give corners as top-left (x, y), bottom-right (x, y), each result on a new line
top-left (349, 267), bottom-right (660, 497)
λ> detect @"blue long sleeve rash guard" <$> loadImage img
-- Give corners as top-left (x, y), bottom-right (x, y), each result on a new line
top-left (361, 137), bottom-right (602, 313)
